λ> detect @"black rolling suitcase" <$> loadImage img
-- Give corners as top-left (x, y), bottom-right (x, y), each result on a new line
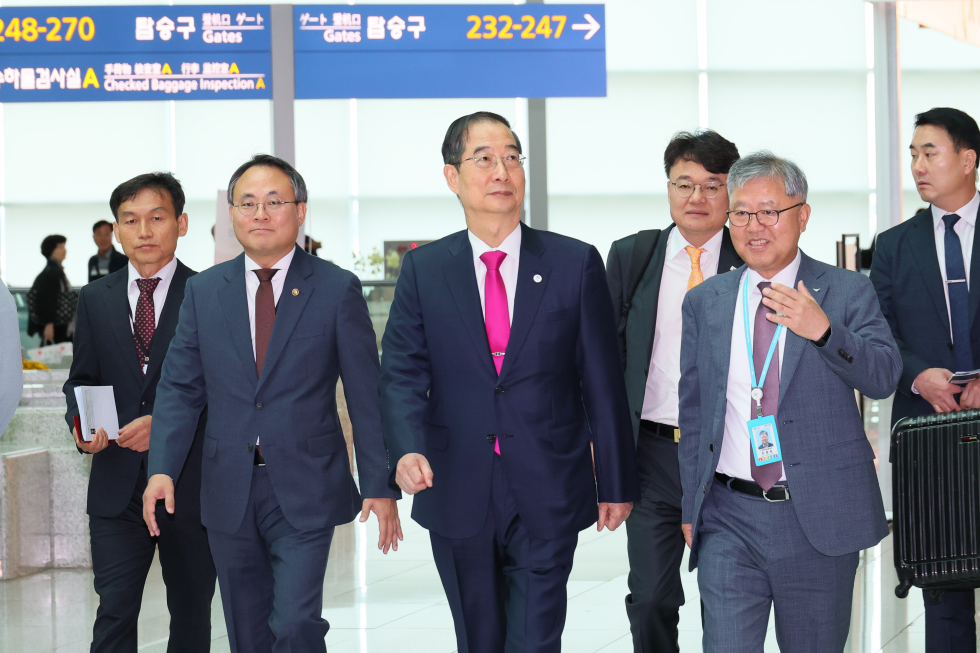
top-left (891, 410), bottom-right (980, 599)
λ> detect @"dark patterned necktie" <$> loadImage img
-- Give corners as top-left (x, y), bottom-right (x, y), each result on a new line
top-left (133, 277), bottom-right (161, 375)
top-left (751, 281), bottom-right (783, 490)
top-left (254, 268), bottom-right (278, 378)
top-left (943, 214), bottom-right (974, 373)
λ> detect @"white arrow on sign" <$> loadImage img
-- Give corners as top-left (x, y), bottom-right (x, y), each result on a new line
top-left (571, 14), bottom-right (600, 40)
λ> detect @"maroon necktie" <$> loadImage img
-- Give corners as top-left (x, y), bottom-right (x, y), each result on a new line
top-left (254, 268), bottom-right (278, 378)
top-left (133, 277), bottom-right (161, 375)
top-left (750, 281), bottom-right (784, 490)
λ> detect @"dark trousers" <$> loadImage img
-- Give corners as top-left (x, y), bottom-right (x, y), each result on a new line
top-left (624, 422), bottom-right (686, 652)
top-left (208, 465), bottom-right (335, 653)
top-left (89, 462), bottom-right (217, 653)
top-left (923, 588), bottom-right (977, 653)
top-left (430, 454), bottom-right (579, 653)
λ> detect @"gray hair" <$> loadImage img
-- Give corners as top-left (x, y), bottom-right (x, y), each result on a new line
top-left (726, 151), bottom-right (808, 202)
top-left (226, 154), bottom-right (308, 206)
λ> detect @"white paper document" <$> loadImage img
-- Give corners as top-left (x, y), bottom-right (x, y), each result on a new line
top-left (74, 386), bottom-right (120, 442)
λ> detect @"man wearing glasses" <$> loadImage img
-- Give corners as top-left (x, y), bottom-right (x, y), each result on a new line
top-left (606, 130), bottom-right (741, 652)
top-left (143, 154), bottom-right (401, 653)
top-left (678, 152), bottom-right (899, 651)
top-left (380, 112), bottom-right (639, 653)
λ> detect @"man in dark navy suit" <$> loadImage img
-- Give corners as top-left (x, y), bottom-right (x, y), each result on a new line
top-left (143, 155), bottom-right (400, 653)
top-left (65, 173), bottom-right (216, 652)
top-left (871, 107), bottom-right (980, 653)
top-left (380, 112), bottom-right (640, 653)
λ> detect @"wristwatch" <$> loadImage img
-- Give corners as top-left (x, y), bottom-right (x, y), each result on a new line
top-left (813, 325), bottom-right (832, 348)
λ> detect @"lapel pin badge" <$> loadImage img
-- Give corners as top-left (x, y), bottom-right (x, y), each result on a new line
top-left (813, 288), bottom-right (820, 292)
top-left (292, 288), bottom-right (300, 296)
top-left (730, 266), bottom-right (737, 271)
top-left (533, 274), bottom-right (542, 283)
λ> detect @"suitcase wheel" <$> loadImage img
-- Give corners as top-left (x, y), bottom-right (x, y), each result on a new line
top-left (895, 580), bottom-right (913, 599)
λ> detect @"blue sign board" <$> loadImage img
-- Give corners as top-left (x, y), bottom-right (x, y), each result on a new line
top-left (292, 5), bottom-right (605, 99)
top-left (0, 5), bottom-right (272, 102)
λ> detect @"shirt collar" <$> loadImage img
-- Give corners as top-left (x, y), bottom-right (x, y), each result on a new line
top-left (128, 256), bottom-right (178, 290)
top-left (932, 191), bottom-right (980, 230)
top-left (468, 223), bottom-right (522, 260)
top-left (244, 246), bottom-right (296, 276)
top-left (745, 249), bottom-right (803, 293)
top-left (668, 227), bottom-right (724, 262)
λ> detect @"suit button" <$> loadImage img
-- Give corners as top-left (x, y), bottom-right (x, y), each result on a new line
top-left (495, 386), bottom-right (504, 395)
top-left (634, 411), bottom-right (641, 418)
top-left (703, 485), bottom-right (707, 494)
top-left (644, 368), bottom-right (649, 375)
top-left (247, 443), bottom-right (253, 452)
top-left (256, 402), bottom-right (263, 409)
top-left (709, 444), bottom-right (714, 452)
top-left (487, 433), bottom-right (496, 443)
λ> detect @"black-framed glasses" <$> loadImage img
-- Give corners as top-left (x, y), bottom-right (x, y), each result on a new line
top-left (670, 181), bottom-right (723, 198)
top-left (457, 154), bottom-right (527, 169)
top-left (234, 199), bottom-right (298, 217)
top-left (727, 202), bottom-right (804, 227)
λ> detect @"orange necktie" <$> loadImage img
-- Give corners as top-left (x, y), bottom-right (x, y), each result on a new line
top-left (684, 246), bottom-right (707, 290)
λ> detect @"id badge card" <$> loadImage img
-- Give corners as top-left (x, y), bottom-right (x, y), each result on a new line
top-left (747, 415), bottom-right (783, 466)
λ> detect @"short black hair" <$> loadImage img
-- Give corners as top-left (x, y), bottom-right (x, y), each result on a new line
top-left (227, 154), bottom-right (308, 205)
top-left (442, 112), bottom-right (522, 169)
top-left (663, 130), bottom-right (740, 178)
top-left (109, 172), bottom-right (186, 220)
top-left (41, 235), bottom-right (66, 258)
top-left (92, 220), bottom-right (112, 233)
top-left (914, 107), bottom-right (980, 169)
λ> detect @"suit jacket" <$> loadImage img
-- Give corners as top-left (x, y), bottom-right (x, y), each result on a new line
top-left (379, 223), bottom-right (640, 542)
top-left (149, 246), bottom-right (397, 535)
top-left (88, 248), bottom-right (129, 284)
top-left (606, 224), bottom-right (742, 444)
top-left (29, 258), bottom-right (71, 334)
top-left (678, 252), bottom-right (900, 568)
top-left (64, 261), bottom-right (207, 518)
top-left (0, 280), bottom-right (23, 436)
top-left (870, 206), bottom-right (980, 426)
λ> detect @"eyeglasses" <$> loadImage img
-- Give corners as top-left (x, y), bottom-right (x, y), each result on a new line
top-left (457, 154), bottom-right (527, 169)
top-left (670, 181), bottom-right (724, 198)
top-left (234, 199), bottom-right (298, 217)
top-left (726, 203), bottom-right (804, 227)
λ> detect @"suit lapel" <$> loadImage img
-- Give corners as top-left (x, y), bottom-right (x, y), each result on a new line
top-left (636, 224), bottom-right (673, 366)
top-left (968, 202), bottom-right (980, 328)
top-left (445, 231), bottom-right (497, 377)
top-left (779, 253), bottom-right (828, 402)
top-left (103, 272), bottom-right (144, 385)
top-left (907, 210), bottom-right (951, 334)
top-left (256, 247), bottom-right (314, 393)
top-left (498, 224), bottom-right (550, 380)
top-left (708, 271), bottom-right (740, 433)
top-left (141, 262), bottom-right (191, 390)
top-left (218, 253), bottom-right (260, 384)
top-left (717, 227), bottom-right (743, 274)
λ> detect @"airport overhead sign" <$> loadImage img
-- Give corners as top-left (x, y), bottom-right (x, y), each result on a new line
top-left (292, 4), bottom-right (606, 99)
top-left (0, 5), bottom-right (273, 102)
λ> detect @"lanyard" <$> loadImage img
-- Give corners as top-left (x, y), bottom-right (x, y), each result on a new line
top-left (743, 278), bottom-right (783, 416)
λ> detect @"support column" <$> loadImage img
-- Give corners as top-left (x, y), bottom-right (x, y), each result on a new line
top-left (525, 0), bottom-right (548, 231)
top-left (270, 4), bottom-right (296, 166)
top-left (874, 2), bottom-right (902, 232)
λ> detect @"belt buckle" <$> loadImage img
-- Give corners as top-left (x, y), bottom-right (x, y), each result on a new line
top-left (673, 428), bottom-right (680, 444)
top-left (762, 486), bottom-right (790, 502)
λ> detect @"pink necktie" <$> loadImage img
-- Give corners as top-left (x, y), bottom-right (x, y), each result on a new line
top-left (481, 251), bottom-right (510, 455)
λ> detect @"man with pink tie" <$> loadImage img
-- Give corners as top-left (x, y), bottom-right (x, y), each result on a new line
top-left (379, 111), bottom-right (640, 653)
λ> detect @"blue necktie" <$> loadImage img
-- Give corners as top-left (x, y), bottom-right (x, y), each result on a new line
top-left (943, 214), bottom-right (974, 372)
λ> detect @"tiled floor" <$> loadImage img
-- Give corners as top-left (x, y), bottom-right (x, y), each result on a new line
top-left (1, 493), bottom-right (978, 653)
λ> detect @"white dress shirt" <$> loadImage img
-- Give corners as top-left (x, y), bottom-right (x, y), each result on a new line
top-left (716, 250), bottom-right (802, 482)
top-left (127, 257), bottom-right (178, 373)
top-left (245, 247), bottom-right (296, 359)
top-left (931, 192), bottom-right (979, 335)
top-left (642, 228), bottom-right (725, 426)
top-left (469, 224), bottom-right (521, 326)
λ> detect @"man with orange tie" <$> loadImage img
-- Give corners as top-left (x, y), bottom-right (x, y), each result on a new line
top-left (606, 130), bottom-right (741, 652)
top-left (379, 111), bottom-right (640, 653)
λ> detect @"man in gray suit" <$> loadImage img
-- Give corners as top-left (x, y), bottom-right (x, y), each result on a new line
top-left (678, 152), bottom-right (901, 651)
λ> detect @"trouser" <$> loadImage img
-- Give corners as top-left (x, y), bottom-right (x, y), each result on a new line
top-left (208, 465), bottom-right (335, 653)
top-left (625, 421), bottom-right (686, 653)
top-left (697, 479), bottom-right (859, 653)
top-left (430, 454), bottom-right (579, 653)
top-left (923, 588), bottom-right (977, 653)
top-left (89, 462), bottom-right (217, 653)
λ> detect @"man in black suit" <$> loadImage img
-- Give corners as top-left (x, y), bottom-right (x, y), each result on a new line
top-left (88, 219), bottom-right (129, 283)
top-left (871, 107), bottom-right (980, 653)
top-left (64, 173), bottom-right (216, 652)
top-left (606, 130), bottom-right (741, 652)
